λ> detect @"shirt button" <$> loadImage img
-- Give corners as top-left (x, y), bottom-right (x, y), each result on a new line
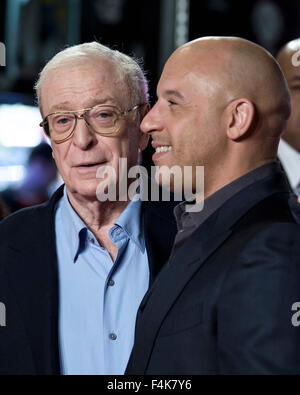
top-left (108, 279), bottom-right (115, 286)
top-left (109, 333), bottom-right (117, 340)
top-left (88, 236), bottom-right (95, 244)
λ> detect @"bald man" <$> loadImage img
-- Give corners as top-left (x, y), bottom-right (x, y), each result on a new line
top-left (277, 39), bottom-right (300, 197)
top-left (126, 37), bottom-right (300, 375)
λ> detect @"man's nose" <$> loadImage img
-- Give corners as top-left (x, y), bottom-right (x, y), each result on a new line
top-left (140, 104), bottom-right (162, 135)
top-left (72, 117), bottom-right (96, 150)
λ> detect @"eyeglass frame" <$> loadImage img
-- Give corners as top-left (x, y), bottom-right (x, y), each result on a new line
top-left (39, 103), bottom-right (145, 144)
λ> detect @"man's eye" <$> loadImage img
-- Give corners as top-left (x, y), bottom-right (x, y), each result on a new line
top-left (168, 100), bottom-right (177, 106)
top-left (98, 112), bottom-right (112, 118)
top-left (53, 116), bottom-right (73, 126)
top-left (94, 110), bottom-right (114, 119)
top-left (57, 117), bottom-right (71, 124)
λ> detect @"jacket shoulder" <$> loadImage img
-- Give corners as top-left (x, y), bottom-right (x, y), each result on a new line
top-left (0, 185), bottom-right (64, 243)
top-left (0, 204), bottom-right (48, 236)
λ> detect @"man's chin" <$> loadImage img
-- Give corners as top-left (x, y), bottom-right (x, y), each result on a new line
top-left (67, 179), bottom-right (100, 200)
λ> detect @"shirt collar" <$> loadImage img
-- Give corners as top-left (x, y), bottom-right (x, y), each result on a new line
top-left (61, 186), bottom-right (145, 263)
top-left (174, 161), bottom-right (281, 232)
top-left (114, 196), bottom-right (145, 252)
top-left (278, 138), bottom-right (300, 190)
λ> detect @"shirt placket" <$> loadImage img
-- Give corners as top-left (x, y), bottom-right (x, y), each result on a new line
top-left (102, 226), bottom-right (129, 374)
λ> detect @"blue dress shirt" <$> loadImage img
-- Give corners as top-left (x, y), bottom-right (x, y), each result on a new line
top-left (55, 187), bottom-right (149, 374)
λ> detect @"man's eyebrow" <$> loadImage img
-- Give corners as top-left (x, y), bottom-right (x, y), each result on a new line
top-left (163, 90), bottom-right (185, 100)
top-left (49, 97), bottom-right (117, 112)
top-left (50, 101), bottom-right (72, 112)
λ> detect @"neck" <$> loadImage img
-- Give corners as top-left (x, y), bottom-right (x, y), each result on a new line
top-left (195, 157), bottom-right (274, 203)
top-left (67, 190), bottom-right (130, 233)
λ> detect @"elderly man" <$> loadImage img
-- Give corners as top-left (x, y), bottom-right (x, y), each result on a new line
top-left (126, 37), bottom-right (300, 375)
top-left (0, 42), bottom-right (177, 375)
top-left (276, 39), bottom-right (300, 198)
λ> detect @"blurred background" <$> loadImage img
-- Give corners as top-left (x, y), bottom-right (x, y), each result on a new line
top-left (0, 0), bottom-right (300, 212)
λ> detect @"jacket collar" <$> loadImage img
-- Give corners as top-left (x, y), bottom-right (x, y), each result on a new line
top-left (126, 171), bottom-right (291, 374)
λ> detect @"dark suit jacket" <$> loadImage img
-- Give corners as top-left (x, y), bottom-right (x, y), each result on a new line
top-left (0, 185), bottom-right (178, 374)
top-left (126, 173), bottom-right (300, 375)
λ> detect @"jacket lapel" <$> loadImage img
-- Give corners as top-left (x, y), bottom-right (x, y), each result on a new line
top-left (127, 171), bottom-right (291, 374)
top-left (143, 198), bottom-right (178, 285)
top-left (2, 186), bottom-right (64, 374)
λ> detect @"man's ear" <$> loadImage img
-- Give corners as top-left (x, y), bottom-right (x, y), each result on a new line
top-left (226, 98), bottom-right (255, 141)
top-left (138, 103), bottom-right (150, 151)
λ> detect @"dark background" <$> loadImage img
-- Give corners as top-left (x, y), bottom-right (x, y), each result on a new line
top-left (1, 0), bottom-right (300, 168)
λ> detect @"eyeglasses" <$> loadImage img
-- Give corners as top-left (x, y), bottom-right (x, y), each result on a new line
top-left (39, 103), bottom-right (144, 144)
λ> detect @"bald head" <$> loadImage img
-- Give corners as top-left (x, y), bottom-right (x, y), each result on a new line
top-left (276, 38), bottom-right (300, 151)
top-left (171, 37), bottom-right (290, 134)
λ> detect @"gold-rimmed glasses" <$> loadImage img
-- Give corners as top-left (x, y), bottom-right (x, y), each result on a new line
top-left (39, 103), bottom-right (144, 144)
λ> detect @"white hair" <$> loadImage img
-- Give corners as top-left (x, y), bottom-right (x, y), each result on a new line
top-left (35, 41), bottom-right (149, 110)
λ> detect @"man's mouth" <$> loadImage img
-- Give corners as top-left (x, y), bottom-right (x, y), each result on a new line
top-left (154, 146), bottom-right (172, 153)
top-left (78, 163), bottom-right (99, 167)
top-left (74, 162), bottom-right (107, 175)
top-left (75, 161), bottom-right (106, 167)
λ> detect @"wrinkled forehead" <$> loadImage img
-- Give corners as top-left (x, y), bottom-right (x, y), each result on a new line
top-left (40, 58), bottom-right (129, 113)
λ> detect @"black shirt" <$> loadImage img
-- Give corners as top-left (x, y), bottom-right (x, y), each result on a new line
top-left (170, 162), bottom-right (283, 259)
